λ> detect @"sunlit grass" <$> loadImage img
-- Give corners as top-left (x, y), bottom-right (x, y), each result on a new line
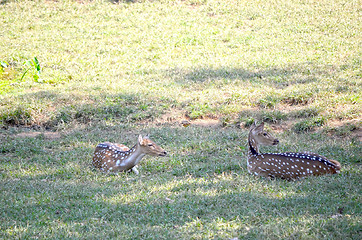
top-left (1, 0), bottom-right (361, 127)
top-left (0, 0), bottom-right (361, 239)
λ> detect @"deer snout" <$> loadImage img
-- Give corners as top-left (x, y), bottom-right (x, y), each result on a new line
top-left (273, 139), bottom-right (279, 145)
top-left (159, 151), bottom-right (167, 156)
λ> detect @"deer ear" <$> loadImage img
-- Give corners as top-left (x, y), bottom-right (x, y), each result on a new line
top-left (254, 122), bottom-right (264, 132)
top-left (251, 121), bottom-right (257, 129)
top-left (138, 135), bottom-right (144, 145)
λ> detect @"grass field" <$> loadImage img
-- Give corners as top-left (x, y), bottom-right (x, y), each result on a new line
top-left (0, 0), bottom-right (361, 239)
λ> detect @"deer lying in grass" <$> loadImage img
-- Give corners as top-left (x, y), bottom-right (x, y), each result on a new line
top-left (247, 122), bottom-right (341, 180)
top-left (93, 135), bottom-right (167, 174)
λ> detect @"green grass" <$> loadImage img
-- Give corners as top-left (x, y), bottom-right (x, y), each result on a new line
top-left (0, 0), bottom-right (361, 239)
top-left (292, 117), bottom-right (327, 133)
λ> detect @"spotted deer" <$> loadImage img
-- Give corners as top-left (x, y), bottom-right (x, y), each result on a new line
top-left (247, 122), bottom-right (341, 180)
top-left (93, 135), bottom-right (167, 174)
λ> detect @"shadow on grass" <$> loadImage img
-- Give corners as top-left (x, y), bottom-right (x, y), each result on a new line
top-left (0, 124), bottom-right (360, 238)
top-left (0, 90), bottom-right (175, 129)
top-left (164, 63), bottom-right (335, 86)
top-left (1, 170), bottom-right (359, 239)
top-left (1, 61), bottom-right (359, 131)
top-left (172, 67), bottom-right (288, 83)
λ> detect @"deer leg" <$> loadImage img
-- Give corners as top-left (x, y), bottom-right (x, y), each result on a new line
top-left (131, 166), bottom-right (139, 175)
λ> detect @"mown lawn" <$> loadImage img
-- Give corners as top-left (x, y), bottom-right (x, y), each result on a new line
top-left (0, 0), bottom-right (361, 239)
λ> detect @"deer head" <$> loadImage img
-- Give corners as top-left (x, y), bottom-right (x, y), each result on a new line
top-left (138, 135), bottom-right (167, 157)
top-left (250, 122), bottom-right (279, 146)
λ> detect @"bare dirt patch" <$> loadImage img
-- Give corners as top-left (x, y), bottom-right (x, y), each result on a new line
top-left (188, 118), bottom-right (221, 128)
top-left (155, 109), bottom-right (186, 124)
top-left (327, 119), bottom-right (362, 141)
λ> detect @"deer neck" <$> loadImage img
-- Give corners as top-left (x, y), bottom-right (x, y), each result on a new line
top-left (115, 144), bottom-right (146, 169)
top-left (248, 132), bottom-right (259, 157)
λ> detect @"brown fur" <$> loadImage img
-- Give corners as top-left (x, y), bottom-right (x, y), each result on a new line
top-left (93, 135), bottom-right (167, 173)
top-left (247, 122), bottom-right (341, 180)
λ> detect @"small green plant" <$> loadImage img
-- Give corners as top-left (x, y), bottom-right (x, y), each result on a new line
top-left (243, 117), bottom-right (255, 128)
top-left (0, 106), bottom-right (33, 126)
top-left (187, 103), bottom-right (212, 120)
top-left (282, 90), bottom-right (314, 105)
top-left (291, 107), bottom-right (321, 118)
top-left (292, 116), bottom-right (326, 133)
top-left (257, 95), bottom-right (281, 109)
top-left (20, 57), bottom-right (41, 82)
top-left (238, 110), bottom-right (257, 128)
top-left (220, 116), bottom-right (231, 127)
top-left (261, 110), bottom-right (287, 123)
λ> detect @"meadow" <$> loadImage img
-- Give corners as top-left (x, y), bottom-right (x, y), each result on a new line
top-left (0, 0), bottom-right (361, 239)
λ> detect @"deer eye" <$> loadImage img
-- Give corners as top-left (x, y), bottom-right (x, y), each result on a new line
top-left (263, 133), bottom-right (268, 136)
top-left (148, 143), bottom-right (154, 147)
